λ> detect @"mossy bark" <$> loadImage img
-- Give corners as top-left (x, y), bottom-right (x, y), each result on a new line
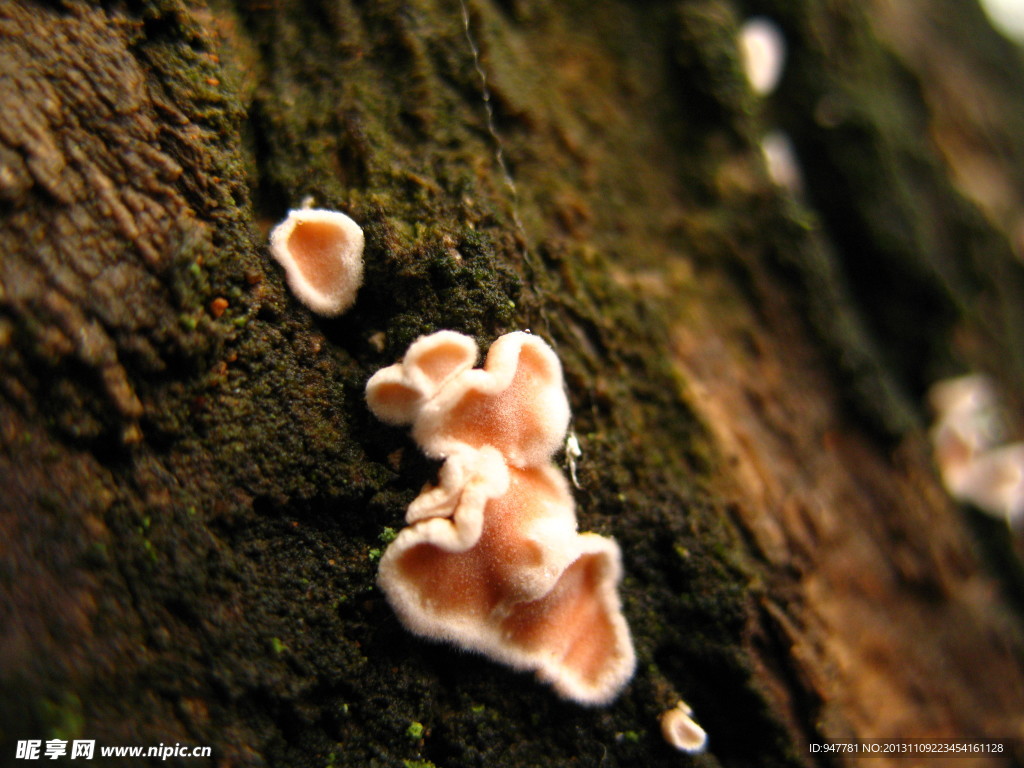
top-left (2, 0), bottom-right (1023, 766)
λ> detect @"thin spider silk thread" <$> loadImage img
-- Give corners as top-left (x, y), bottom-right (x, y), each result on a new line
top-left (458, 3), bottom-right (584, 495)
top-left (457, 0), bottom-right (558, 361)
top-left (458, 0), bottom-right (529, 257)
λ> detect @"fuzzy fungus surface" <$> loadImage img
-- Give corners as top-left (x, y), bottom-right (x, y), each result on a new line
top-left (365, 331), bottom-right (635, 705)
top-left (268, 208), bottom-right (364, 316)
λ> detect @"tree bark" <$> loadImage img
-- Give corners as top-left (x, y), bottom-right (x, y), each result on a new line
top-left (2, 0), bottom-right (1023, 766)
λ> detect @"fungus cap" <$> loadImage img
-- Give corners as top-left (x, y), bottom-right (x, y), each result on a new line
top-left (928, 374), bottom-right (1023, 523)
top-left (945, 443), bottom-right (1024, 525)
top-left (378, 463), bottom-right (635, 705)
top-left (660, 701), bottom-right (708, 754)
top-left (761, 130), bottom-right (803, 193)
top-left (365, 331), bottom-right (479, 426)
top-left (366, 331), bottom-right (570, 467)
top-left (268, 208), bottom-right (364, 316)
top-left (928, 374), bottom-right (1002, 454)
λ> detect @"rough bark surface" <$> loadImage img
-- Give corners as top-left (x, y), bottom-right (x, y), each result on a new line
top-left (2, 0), bottom-right (1023, 767)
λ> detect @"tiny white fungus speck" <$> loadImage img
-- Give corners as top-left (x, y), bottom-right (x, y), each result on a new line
top-left (761, 130), bottom-right (803, 194)
top-left (660, 701), bottom-right (708, 754)
top-left (566, 432), bottom-right (583, 489)
top-left (739, 17), bottom-right (786, 96)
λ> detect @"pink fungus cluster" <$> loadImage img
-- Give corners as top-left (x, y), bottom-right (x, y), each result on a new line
top-left (365, 330), bottom-right (636, 705)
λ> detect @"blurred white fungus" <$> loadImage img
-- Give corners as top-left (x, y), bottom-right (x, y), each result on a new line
top-left (929, 373), bottom-right (1024, 526)
top-left (979, 0), bottom-right (1024, 42)
top-left (739, 17), bottom-right (786, 96)
top-left (660, 700), bottom-right (708, 754)
top-left (761, 129), bottom-right (803, 193)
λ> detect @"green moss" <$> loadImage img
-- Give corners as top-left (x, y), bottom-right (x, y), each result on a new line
top-left (40, 692), bottom-right (84, 742)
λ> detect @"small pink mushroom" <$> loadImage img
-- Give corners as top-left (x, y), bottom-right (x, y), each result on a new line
top-left (268, 208), bottom-right (364, 316)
